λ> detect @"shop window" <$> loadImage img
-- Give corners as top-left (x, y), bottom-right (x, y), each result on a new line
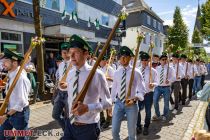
top-left (101, 15), bottom-right (109, 26)
top-left (1, 32), bottom-right (21, 41)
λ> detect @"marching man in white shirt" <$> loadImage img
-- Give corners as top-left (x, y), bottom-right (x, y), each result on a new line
top-left (52, 42), bottom-right (71, 132)
top-left (111, 46), bottom-right (145, 140)
top-left (0, 49), bottom-right (31, 140)
top-left (170, 53), bottom-right (184, 114)
top-left (152, 53), bottom-right (175, 121)
top-left (60, 35), bottom-right (112, 140)
top-left (136, 52), bottom-right (158, 135)
top-left (100, 55), bottom-right (115, 129)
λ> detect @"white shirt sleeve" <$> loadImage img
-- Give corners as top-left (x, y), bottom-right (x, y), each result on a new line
top-left (111, 71), bottom-right (118, 102)
top-left (136, 71), bottom-right (146, 101)
top-left (87, 72), bottom-right (112, 113)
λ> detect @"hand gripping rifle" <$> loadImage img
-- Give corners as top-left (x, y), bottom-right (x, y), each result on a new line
top-left (125, 32), bottom-right (145, 106)
top-left (0, 37), bottom-right (45, 116)
top-left (71, 7), bottom-right (128, 108)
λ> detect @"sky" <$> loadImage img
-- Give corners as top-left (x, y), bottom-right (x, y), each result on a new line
top-left (144, 0), bottom-right (207, 41)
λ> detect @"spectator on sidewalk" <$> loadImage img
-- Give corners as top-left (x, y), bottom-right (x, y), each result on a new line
top-left (47, 52), bottom-right (57, 79)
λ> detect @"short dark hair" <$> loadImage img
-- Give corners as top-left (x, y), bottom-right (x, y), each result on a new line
top-left (153, 54), bottom-right (159, 58)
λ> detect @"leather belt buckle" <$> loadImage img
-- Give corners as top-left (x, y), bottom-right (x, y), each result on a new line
top-left (73, 122), bottom-right (87, 126)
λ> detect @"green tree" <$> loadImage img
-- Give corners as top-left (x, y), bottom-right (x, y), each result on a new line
top-left (168, 6), bottom-right (189, 52)
top-left (200, 0), bottom-right (210, 40)
top-left (192, 28), bottom-right (202, 43)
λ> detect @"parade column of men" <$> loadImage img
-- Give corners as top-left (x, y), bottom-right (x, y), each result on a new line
top-left (0, 33), bottom-right (209, 140)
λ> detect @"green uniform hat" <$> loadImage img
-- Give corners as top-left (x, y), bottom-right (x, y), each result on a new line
top-left (102, 55), bottom-right (109, 60)
top-left (3, 48), bottom-right (23, 61)
top-left (139, 52), bottom-right (150, 60)
top-left (160, 52), bottom-right (168, 60)
top-left (56, 55), bottom-right (63, 61)
top-left (180, 54), bottom-right (187, 59)
top-left (61, 42), bottom-right (70, 50)
top-left (119, 46), bottom-right (134, 57)
top-left (172, 53), bottom-right (180, 58)
top-left (69, 34), bottom-right (92, 51)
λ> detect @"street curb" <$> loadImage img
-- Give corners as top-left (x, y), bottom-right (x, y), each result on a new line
top-left (182, 101), bottom-right (208, 140)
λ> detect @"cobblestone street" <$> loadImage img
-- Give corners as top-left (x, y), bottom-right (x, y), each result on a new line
top-left (29, 95), bottom-right (206, 140)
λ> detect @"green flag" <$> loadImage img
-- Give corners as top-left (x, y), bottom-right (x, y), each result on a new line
top-left (61, 10), bottom-right (67, 20)
top-left (94, 19), bottom-right (100, 30)
top-left (88, 17), bottom-right (91, 27)
top-left (72, 11), bottom-right (78, 23)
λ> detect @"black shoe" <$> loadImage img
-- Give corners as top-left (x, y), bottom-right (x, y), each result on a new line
top-left (102, 121), bottom-right (111, 129)
top-left (143, 127), bottom-right (149, 135)
top-left (136, 127), bottom-right (142, 134)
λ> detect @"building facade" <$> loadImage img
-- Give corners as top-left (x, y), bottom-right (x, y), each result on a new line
top-left (0, 0), bottom-right (122, 59)
top-left (121, 0), bottom-right (165, 55)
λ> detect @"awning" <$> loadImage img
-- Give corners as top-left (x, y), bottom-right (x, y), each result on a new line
top-left (44, 25), bottom-right (95, 39)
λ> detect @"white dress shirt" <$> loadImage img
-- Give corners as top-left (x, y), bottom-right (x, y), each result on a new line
top-left (139, 66), bottom-right (158, 93)
top-left (67, 62), bottom-right (112, 124)
top-left (195, 64), bottom-right (202, 76)
top-left (111, 65), bottom-right (146, 103)
top-left (57, 60), bottom-right (71, 91)
top-left (156, 64), bottom-right (175, 86)
top-left (6, 67), bottom-right (31, 112)
top-left (100, 65), bottom-right (115, 88)
top-left (171, 63), bottom-right (184, 81)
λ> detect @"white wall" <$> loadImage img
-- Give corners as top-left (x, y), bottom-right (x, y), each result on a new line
top-left (122, 26), bottom-right (164, 55)
top-left (77, 2), bottom-right (117, 28)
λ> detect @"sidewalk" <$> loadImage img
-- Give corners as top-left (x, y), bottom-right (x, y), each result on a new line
top-left (29, 97), bottom-right (205, 140)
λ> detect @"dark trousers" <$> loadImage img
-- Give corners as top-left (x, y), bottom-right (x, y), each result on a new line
top-left (170, 81), bottom-right (181, 109)
top-left (201, 75), bottom-right (205, 88)
top-left (0, 106), bottom-right (30, 140)
top-left (181, 78), bottom-right (188, 103)
top-left (188, 79), bottom-right (194, 99)
top-left (137, 92), bottom-right (153, 128)
top-left (63, 119), bottom-right (100, 140)
top-left (52, 90), bottom-right (69, 131)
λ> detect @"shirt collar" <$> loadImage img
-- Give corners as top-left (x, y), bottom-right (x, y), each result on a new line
top-left (123, 64), bottom-right (132, 70)
top-left (77, 62), bottom-right (90, 72)
top-left (8, 66), bottom-right (20, 79)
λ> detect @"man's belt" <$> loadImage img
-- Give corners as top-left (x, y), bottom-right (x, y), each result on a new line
top-left (73, 122), bottom-right (87, 126)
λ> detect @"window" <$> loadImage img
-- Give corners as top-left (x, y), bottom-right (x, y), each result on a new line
top-left (65, 0), bottom-right (76, 13)
top-left (143, 33), bottom-right (148, 44)
top-left (101, 15), bottom-right (109, 26)
top-left (160, 40), bottom-right (162, 48)
top-left (147, 15), bottom-right (151, 25)
top-left (0, 30), bottom-right (23, 54)
top-left (21, 0), bottom-right (60, 11)
top-left (1, 32), bottom-right (21, 41)
top-left (153, 19), bottom-right (156, 28)
top-left (158, 22), bottom-right (161, 30)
